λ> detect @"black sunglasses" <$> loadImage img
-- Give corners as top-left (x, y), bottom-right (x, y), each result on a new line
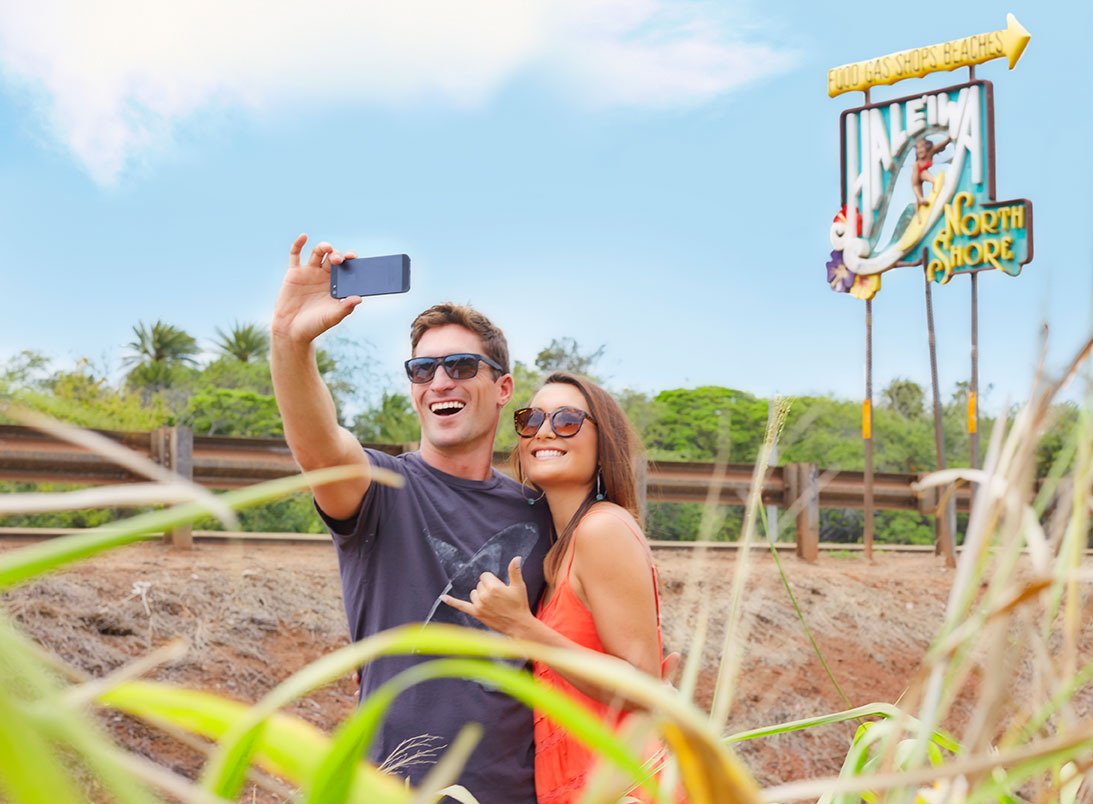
top-left (514, 406), bottom-right (597, 439)
top-left (404, 353), bottom-right (504, 384)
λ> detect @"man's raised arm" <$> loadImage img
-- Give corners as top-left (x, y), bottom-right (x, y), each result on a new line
top-left (271, 234), bottom-right (371, 520)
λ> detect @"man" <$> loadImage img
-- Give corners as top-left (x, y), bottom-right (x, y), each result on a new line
top-left (271, 234), bottom-right (552, 802)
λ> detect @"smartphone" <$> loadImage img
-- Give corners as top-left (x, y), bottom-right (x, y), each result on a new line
top-left (330, 254), bottom-right (411, 299)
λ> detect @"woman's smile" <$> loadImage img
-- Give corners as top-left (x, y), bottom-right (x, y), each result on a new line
top-left (530, 447), bottom-right (567, 459)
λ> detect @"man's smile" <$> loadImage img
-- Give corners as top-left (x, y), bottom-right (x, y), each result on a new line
top-left (429, 400), bottom-right (466, 416)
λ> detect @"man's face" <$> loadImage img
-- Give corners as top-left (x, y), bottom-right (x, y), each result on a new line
top-left (410, 324), bottom-right (513, 453)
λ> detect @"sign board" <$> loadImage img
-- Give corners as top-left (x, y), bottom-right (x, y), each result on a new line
top-left (827, 14), bottom-right (1030, 98)
top-left (826, 80), bottom-right (1032, 300)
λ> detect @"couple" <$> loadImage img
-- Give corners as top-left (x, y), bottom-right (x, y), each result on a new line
top-left (271, 235), bottom-right (665, 804)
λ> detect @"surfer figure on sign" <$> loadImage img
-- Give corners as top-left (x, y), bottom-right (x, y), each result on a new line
top-left (911, 134), bottom-right (951, 217)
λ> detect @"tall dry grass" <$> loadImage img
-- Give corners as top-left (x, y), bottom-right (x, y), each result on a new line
top-left (2, 328), bottom-right (1092, 804)
top-left (736, 339), bottom-right (1093, 804)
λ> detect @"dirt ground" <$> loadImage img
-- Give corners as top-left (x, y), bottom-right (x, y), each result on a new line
top-left (1, 538), bottom-right (961, 797)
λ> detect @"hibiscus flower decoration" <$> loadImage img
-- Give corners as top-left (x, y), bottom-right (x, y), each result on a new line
top-left (850, 273), bottom-right (881, 300)
top-left (826, 250), bottom-right (854, 293)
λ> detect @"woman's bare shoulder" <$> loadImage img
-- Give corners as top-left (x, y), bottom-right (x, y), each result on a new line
top-left (573, 503), bottom-right (648, 562)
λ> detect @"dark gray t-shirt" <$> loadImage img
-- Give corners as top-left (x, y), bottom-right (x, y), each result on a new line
top-left (319, 448), bottom-right (552, 803)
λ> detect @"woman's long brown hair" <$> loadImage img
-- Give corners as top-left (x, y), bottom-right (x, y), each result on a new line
top-left (512, 372), bottom-right (645, 584)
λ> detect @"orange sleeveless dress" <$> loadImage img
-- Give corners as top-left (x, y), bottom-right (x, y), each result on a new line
top-left (533, 509), bottom-right (663, 804)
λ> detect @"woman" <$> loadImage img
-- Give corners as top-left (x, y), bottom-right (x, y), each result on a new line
top-left (443, 371), bottom-right (664, 804)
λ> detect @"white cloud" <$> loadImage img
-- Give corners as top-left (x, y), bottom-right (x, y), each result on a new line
top-left (0, 0), bottom-right (795, 183)
top-left (543, 0), bottom-right (795, 107)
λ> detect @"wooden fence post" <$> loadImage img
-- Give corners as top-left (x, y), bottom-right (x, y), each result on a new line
top-left (786, 463), bottom-right (819, 561)
top-left (151, 426), bottom-right (194, 549)
top-left (915, 472), bottom-right (956, 563)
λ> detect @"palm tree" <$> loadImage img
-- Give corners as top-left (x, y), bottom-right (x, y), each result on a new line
top-left (123, 320), bottom-right (199, 389)
top-left (213, 322), bottom-right (270, 363)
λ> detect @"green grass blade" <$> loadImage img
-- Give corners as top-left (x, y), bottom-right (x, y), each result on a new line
top-left (0, 683), bottom-right (87, 804)
top-left (29, 706), bottom-right (168, 804)
top-left (100, 680), bottom-right (406, 804)
top-left (1, 614), bottom-right (167, 804)
top-left (724, 702), bottom-right (958, 753)
top-left (200, 624), bottom-right (759, 804)
top-left (305, 658), bottom-right (652, 804)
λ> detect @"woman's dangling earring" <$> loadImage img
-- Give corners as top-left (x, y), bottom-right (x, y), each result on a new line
top-left (522, 476), bottom-right (545, 505)
top-left (595, 470), bottom-right (605, 501)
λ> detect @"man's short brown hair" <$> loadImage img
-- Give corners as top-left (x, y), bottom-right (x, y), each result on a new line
top-left (410, 303), bottom-right (510, 376)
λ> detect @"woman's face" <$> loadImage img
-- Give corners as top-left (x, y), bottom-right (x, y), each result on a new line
top-left (916, 139), bottom-right (928, 158)
top-left (518, 383), bottom-right (599, 493)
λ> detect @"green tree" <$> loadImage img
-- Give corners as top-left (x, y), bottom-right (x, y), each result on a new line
top-left (0, 481), bottom-right (145, 529)
top-left (817, 509), bottom-right (934, 545)
top-left (196, 357), bottom-right (274, 395)
top-left (192, 492), bottom-right (325, 534)
top-left (123, 321), bottom-right (200, 391)
top-left (181, 388), bottom-right (283, 437)
top-left (881, 378), bottom-right (926, 419)
top-left (872, 406), bottom-right (936, 473)
top-left (779, 391), bottom-right (980, 475)
top-left (645, 502), bottom-right (745, 542)
top-left (213, 321), bottom-right (270, 363)
top-left (351, 392), bottom-right (421, 444)
top-left (616, 389), bottom-right (664, 445)
top-left (780, 396), bottom-right (863, 469)
top-left (644, 387), bottom-right (767, 462)
top-left (1035, 401), bottom-right (1079, 478)
top-left (876, 511), bottom-right (935, 545)
top-left (535, 338), bottom-right (605, 376)
top-left (0, 350), bottom-right (51, 394)
top-left (313, 336), bottom-right (384, 425)
top-left (10, 358), bottom-right (172, 431)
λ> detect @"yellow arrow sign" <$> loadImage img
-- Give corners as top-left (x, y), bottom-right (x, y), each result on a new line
top-left (827, 14), bottom-right (1030, 98)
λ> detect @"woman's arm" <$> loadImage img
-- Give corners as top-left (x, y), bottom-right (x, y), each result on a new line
top-left (569, 511), bottom-right (661, 679)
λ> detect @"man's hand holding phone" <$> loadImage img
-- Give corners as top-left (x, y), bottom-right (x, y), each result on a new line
top-left (272, 235), bottom-right (413, 349)
top-left (272, 234), bottom-right (364, 346)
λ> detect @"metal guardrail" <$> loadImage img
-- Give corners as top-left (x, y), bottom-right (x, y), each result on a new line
top-left (0, 526), bottom-right (961, 554)
top-left (0, 424), bottom-right (965, 557)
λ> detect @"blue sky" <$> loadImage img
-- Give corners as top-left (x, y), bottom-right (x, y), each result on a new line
top-left (0, 1), bottom-right (1089, 414)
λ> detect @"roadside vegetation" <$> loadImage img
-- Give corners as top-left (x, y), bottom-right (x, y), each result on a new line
top-left (0, 324), bottom-right (1080, 544)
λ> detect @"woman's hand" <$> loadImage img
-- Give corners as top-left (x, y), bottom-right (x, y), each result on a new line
top-left (442, 556), bottom-right (537, 638)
